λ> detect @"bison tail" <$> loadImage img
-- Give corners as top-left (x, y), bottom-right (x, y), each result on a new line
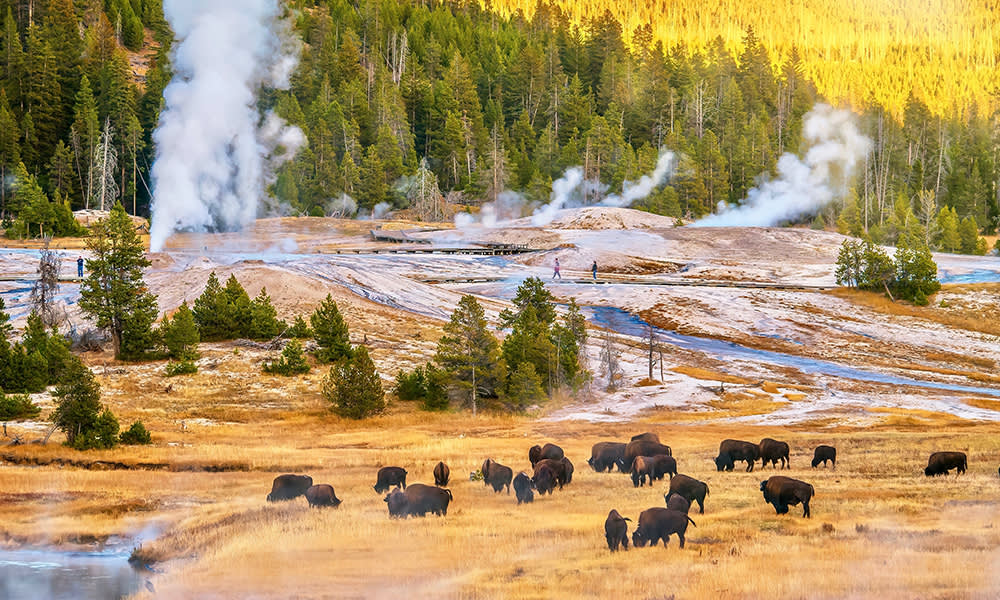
top-left (686, 515), bottom-right (697, 527)
top-left (623, 516), bottom-right (632, 522)
top-left (445, 489), bottom-right (453, 501)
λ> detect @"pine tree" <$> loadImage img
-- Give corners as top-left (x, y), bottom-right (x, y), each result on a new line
top-left (221, 274), bottom-right (252, 338)
top-left (0, 90), bottom-right (20, 215)
top-left (192, 272), bottom-right (228, 341)
top-left (310, 294), bottom-right (352, 363)
top-left (499, 277), bottom-right (556, 328)
top-left (51, 358), bottom-right (106, 448)
top-left (161, 301), bottom-right (199, 360)
top-left (71, 74), bottom-right (100, 207)
top-left (934, 206), bottom-right (960, 252)
top-left (248, 287), bottom-right (283, 340)
top-left (263, 339), bottom-right (310, 376)
top-left (323, 346), bottom-right (385, 419)
top-left (503, 362), bottom-right (545, 410)
top-left (78, 202), bottom-right (157, 359)
top-left (433, 294), bottom-right (505, 414)
top-left (958, 216), bottom-right (980, 255)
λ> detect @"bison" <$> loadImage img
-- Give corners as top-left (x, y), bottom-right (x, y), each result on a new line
top-left (534, 458), bottom-right (570, 489)
top-left (532, 463), bottom-right (558, 495)
top-left (759, 438), bottom-right (790, 469)
top-left (384, 483), bottom-right (453, 518)
top-left (373, 466), bottom-right (408, 493)
top-left (624, 439), bottom-right (672, 471)
top-left (605, 509), bottom-right (631, 551)
top-left (811, 445), bottom-right (837, 469)
top-left (715, 439), bottom-right (759, 472)
top-left (561, 457), bottom-right (575, 484)
top-left (266, 474), bottom-right (313, 502)
top-left (632, 508), bottom-right (696, 549)
top-left (305, 484), bottom-right (342, 508)
top-left (924, 451), bottom-right (967, 476)
top-left (589, 442), bottom-right (627, 472)
top-left (630, 432), bottom-right (660, 443)
top-left (433, 461), bottom-right (450, 486)
top-left (528, 443), bottom-right (564, 467)
top-left (664, 474), bottom-right (709, 514)
top-left (631, 455), bottom-right (677, 487)
top-left (760, 476), bottom-right (814, 517)
top-left (665, 494), bottom-right (691, 514)
top-left (513, 472), bottom-right (534, 504)
top-left (483, 459), bottom-right (513, 493)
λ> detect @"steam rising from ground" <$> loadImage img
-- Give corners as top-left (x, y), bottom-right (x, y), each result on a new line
top-left (694, 104), bottom-right (871, 227)
top-left (457, 150), bottom-right (676, 228)
top-left (149, 0), bottom-right (305, 252)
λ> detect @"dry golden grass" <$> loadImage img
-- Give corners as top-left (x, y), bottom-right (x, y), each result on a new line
top-left (829, 287), bottom-right (1000, 339)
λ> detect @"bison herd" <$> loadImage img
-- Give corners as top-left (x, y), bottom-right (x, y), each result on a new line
top-left (262, 433), bottom-right (973, 552)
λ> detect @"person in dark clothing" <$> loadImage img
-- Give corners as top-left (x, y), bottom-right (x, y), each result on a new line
top-left (77, 256), bottom-right (84, 278)
top-left (591, 260), bottom-right (598, 281)
top-left (553, 258), bottom-right (561, 280)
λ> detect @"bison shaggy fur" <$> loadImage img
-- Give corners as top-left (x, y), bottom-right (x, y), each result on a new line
top-left (664, 474), bottom-right (709, 514)
top-left (589, 442), bottom-right (627, 472)
top-left (483, 459), bottom-right (514, 493)
top-left (760, 476), bottom-right (815, 518)
top-left (924, 451), bottom-right (967, 476)
top-left (384, 483), bottom-right (452, 518)
top-left (267, 474), bottom-right (313, 502)
top-left (531, 463), bottom-right (558, 495)
top-left (513, 472), bottom-right (534, 504)
top-left (632, 508), bottom-right (696, 549)
top-left (305, 484), bottom-right (342, 508)
top-left (624, 440), bottom-right (672, 472)
top-left (529, 443), bottom-right (564, 467)
top-left (715, 439), bottom-right (759, 472)
top-left (433, 461), bottom-right (450, 486)
top-left (605, 509), bottom-right (631, 551)
top-left (811, 445), bottom-right (837, 469)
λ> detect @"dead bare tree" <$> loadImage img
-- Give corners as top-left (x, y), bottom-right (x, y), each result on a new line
top-left (599, 330), bottom-right (623, 391)
top-left (30, 237), bottom-right (62, 328)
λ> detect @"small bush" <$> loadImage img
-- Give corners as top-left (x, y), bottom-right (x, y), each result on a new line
top-left (71, 409), bottom-right (119, 450)
top-left (323, 346), bottom-right (385, 419)
top-left (263, 339), bottom-right (311, 376)
top-left (286, 315), bottom-right (313, 338)
top-left (394, 367), bottom-right (427, 401)
top-left (165, 360), bottom-right (198, 377)
top-left (120, 421), bottom-right (152, 445)
top-left (0, 393), bottom-right (41, 421)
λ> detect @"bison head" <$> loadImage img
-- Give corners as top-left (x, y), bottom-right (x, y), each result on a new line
top-left (632, 529), bottom-right (648, 548)
top-left (714, 455), bottom-right (731, 471)
top-left (924, 466), bottom-right (935, 476)
top-left (384, 489), bottom-right (407, 517)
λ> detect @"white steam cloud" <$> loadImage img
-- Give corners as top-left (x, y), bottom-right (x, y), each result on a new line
top-left (149, 0), bottom-right (305, 252)
top-left (693, 104), bottom-right (871, 227)
top-left (327, 194), bottom-right (358, 218)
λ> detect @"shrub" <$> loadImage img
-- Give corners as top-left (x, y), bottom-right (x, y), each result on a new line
top-left (71, 409), bottom-right (119, 450)
top-left (120, 421), bottom-right (152, 445)
top-left (311, 294), bottom-right (352, 363)
top-left (0, 393), bottom-right (41, 421)
top-left (161, 302), bottom-right (200, 360)
top-left (248, 288), bottom-right (285, 340)
top-left (286, 315), bottom-right (313, 338)
top-left (394, 366), bottom-right (427, 401)
top-left (504, 362), bottom-right (546, 410)
top-left (322, 346), bottom-right (385, 419)
top-left (165, 360), bottom-right (198, 377)
top-left (263, 340), bottom-right (311, 376)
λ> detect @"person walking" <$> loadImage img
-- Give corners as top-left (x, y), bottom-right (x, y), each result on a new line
top-left (591, 260), bottom-right (598, 281)
top-left (553, 258), bottom-right (561, 280)
top-left (77, 256), bottom-right (84, 278)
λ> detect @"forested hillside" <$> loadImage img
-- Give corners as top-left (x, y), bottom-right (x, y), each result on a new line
top-left (0, 0), bottom-right (997, 250)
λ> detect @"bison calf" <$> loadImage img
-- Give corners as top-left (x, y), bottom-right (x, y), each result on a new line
top-left (812, 445), bottom-right (837, 469)
top-left (664, 474), bottom-right (709, 514)
top-left (433, 461), bottom-right (450, 486)
top-left (513, 472), bottom-right (534, 504)
top-left (925, 451), bottom-right (967, 476)
top-left (632, 508), bottom-right (696, 549)
top-left (605, 509), bottom-right (631, 551)
top-left (305, 484), bottom-right (342, 508)
top-left (374, 466), bottom-right (408, 493)
top-left (760, 476), bottom-right (815, 518)
top-left (384, 483), bottom-right (452, 518)
top-left (665, 494), bottom-right (691, 514)
top-left (267, 474), bottom-right (313, 502)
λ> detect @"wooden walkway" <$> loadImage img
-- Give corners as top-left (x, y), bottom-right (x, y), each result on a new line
top-left (0, 274), bottom-right (83, 283)
top-left (419, 275), bottom-right (834, 291)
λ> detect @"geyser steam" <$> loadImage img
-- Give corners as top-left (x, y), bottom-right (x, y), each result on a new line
top-left (149, 0), bottom-right (305, 252)
top-left (693, 104), bottom-right (871, 227)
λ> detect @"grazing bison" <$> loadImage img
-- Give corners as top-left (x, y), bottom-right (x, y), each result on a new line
top-left (715, 439), bottom-right (759, 472)
top-left (532, 463), bottom-right (559, 495)
top-left (605, 509), bottom-right (631, 551)
top-left (513, 472), bottom-right (534, 504)
top-left (812, 445), bottom-right (837, 469)
top-left (665, 494), bottom-right (691, 514)
top-left (624, 440), bottom-right (672, 471)
top-left (632, 508), bottom-right (696, 549)
top-left (534, 458), bottom-right (570, 489)
top-left (266, 474), bottom-right (313, 502)
top-left (483, 459), bottom-right (514, 493)
top-left (630, 432), bottom-right (660, 443)
top-left (373, 466), bottom-right (408, 493)
top-left (924, 451), bottom-right (967, 476)
top-left (561, 457), bottom-right (574, 484)
top-left (529, 443), bottom-right (564, 467)
top-left (664, 474), bottom-right (709, 514)
top-left (589, 442), bottom-right (628, 473)
top-left (433, 461), bottom-right (450, 486)
top-left (384, 483), bottom-right (453, 518)
top-left (760, 476), bottom-right (815, 517)
top-left (305, 484), bottom-right (342, 508)
top-left (759, 438), bottom-right (790, 469)
top-left (631, 455), bottom-right (676, 487)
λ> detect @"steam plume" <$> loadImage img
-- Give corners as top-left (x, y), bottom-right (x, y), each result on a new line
top-left (693, 104), bottom-right (871, 227)
top-left (149, 0), bottom-right (305, 252)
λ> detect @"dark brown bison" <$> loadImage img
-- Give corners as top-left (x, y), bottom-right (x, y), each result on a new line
top-left (384, 483), bottom-right (453, 518)
top-left (632, 508), bottom-right (696, 549)
top-left (924, 451), bottom-right (967, 476)
top-left (373, 466), bottom-right (408, 493)
top-left (483, 459), bottom-right (513, 493)
top-left (630, 432), bottom-right (660, 443)
top-left (534, 458), bottom-right (570, 489)
top-left (760, 476), bottom-right (814, 517)
top-left (266, 474), bottom-right (313, 502)
top-left (561, 457), bottom-right (574, 484)
top-left (605, 509), bottom-right (631, 551)
top-left (513, 472), bottom-right (534, 504)
top-left (433, 461), bottom-right (450, 486)
top-left (759, 438), bottom-right (790, 469)
top-left (624, 439), bottom-right (672, 471)
top-left (528, 443), bottom-right (564, 467)
top-left (715, 439), bottom-right (759, 472)
top-left (664, 474), bottom-right (709, 514)
top-left (631, 455), bottom-right (677, 487)
top-left (589, 442), bottom-right (628, 472)
top-left (812, 445), bottom-right (837, 469)
top-left (531, 463), bottom-right (558, 495)
top-left (305, 484), bottom-right (342, 508)
top-left (665, 494), bottom-right (691, 513)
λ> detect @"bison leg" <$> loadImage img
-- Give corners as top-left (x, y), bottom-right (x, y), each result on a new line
top-left (696, 497), bottom-right (705, 514)
top-left (677, 532), bottom-right (685, 549)
top-left (622, 533), bottom-right (629, 550)
top-left (802, 499), bottom-right (810, 518)
top-left (746, 461), bottom-right (754, 473)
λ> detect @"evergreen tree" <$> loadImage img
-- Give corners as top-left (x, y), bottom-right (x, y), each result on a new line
top-left (503, 362), bottom-right (546, 410)
top-left (323, 346), bottom-right (385, 419)
top-left (935, 206), bottom-right (960, 252)
top-left (161, 301), bottom-right (199, 360)
top-left (499, 277), bottom-right (556, 328)
top-left (263, 339), bottom-right (310, 376)
top-left (310, 294), bottom-right (352, 363)
top-left (78, 202), bottom-right (157, 359)
top-left (192, 272), bottom-right (228, 341)
top-left (958, 216), bottom-right (980, 255)
top-left (433, 294), bottom-right (505, 413)
top-left (248, 287), bottom-right (283, 340)
top-left (51, 359), bottom-right (105, 448)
